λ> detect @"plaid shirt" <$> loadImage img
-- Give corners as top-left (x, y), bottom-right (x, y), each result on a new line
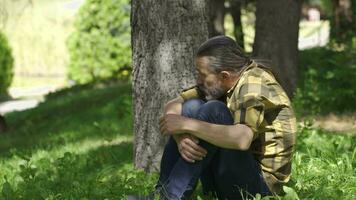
top-left (180, 61), bottom-right (297, 194)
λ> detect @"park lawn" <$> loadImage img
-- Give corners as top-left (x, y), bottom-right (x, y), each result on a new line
top-left (0, 82), bottom-right (355, 199)
top-left (0, 83), bottom-right (157, 199)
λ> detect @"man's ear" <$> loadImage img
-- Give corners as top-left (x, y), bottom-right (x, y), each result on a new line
top-left (220, 71), bottom-right (230, 79)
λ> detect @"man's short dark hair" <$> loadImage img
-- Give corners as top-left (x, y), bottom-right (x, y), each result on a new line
top-left (196, 35), bottom-right (251, 73)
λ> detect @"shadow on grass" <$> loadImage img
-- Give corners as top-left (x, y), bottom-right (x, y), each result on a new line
top-left (1, 141), bottom-right (154, 199)
top-left (0, 83), bottom-right (133, 156)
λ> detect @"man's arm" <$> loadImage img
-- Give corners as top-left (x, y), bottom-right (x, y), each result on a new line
top-left (160, 114), bottom-right (254, 150)
top-left (163, 96), bottom-right (184, 115)
top-left (161, 96), bottom-right (207, 162)
top-left (162, 96), bottom-right (184, 143)
top-left (185, 118), bottom-right (254, 150)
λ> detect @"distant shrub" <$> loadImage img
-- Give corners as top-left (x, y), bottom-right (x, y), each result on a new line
top-left (67, 0), bottom-right (131, 84)
top-left (293, 47), bottom-right (356, 116)
top-left (0, 32), bottom-right (14, 94)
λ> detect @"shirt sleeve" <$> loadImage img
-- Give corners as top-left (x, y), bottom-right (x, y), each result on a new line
top-left (233, 79), bottom-right (269, 140)
top-left (180, 85), bottom-right (206, 101)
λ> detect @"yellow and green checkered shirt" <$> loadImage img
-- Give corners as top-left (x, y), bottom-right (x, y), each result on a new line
top-left (180, 61), bottom-right (297, 194)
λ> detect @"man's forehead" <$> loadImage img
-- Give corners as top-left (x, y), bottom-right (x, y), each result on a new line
top-left (195, 56), bottom-right (212, 72)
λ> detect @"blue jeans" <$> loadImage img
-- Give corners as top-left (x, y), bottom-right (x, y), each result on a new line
top-left (156, 99), bottom-right (271, 200)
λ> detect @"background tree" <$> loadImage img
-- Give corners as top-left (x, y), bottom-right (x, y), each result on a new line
top-left (0, 31), bottom-right (13, 133)
top-left (330, 0), bottom-right (354, 43)
top-left (67, 0), bottom-right (131, 84)
top-left (253, 0), bottom-right (302, 98)
top-left (0, 31), bottom-right (13, 95)
top-left (0, 115), bottom-right (6, 133)
top-left (209, 0), bottom-right (226, 36)
top-left (208, 0), bottom-right (246, 49)
top-left (131, 0), bottom-right (211, 171)
top-left (228, 0), bottom-right (245, 49)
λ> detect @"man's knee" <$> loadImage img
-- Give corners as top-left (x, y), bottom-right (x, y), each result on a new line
top-left (182, 98), bottom-right (205, 118)
top-left (197, 100), bottom-right (233, 125)
top-left (198, 100), bottom-right (229, 115)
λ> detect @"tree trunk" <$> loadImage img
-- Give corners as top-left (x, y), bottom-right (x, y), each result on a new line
top-left (229, 0), bottom-right (244, 49)
top-left (252, 0), bottom-right (302, 98)
top-left (131, 0), bottom-right (210, 172)
top-left (0, 114), bottom-right (7, 133)
top-left (331, 0), bottom-right (353, 42)
top-left (209, 0), bottom-right (225, 36)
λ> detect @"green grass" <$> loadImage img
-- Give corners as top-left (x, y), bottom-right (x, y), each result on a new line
top-left (289, 123), bottom-right (355, 200)
top-left (0, 83), bottom-right (157, 199)
top-left (0, 83), bottom-right (355, 199)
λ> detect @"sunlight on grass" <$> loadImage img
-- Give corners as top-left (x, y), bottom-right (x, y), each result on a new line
top-left (0, 134), bottom-right (132, 183)
top-left (0, 82), bottom-right (354, 199)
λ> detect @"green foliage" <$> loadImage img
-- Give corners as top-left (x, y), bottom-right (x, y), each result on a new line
top-left (0, 83), bottom-right (354, 199)
top-left (293, 47), bottom-right (356, 116)
top-left (289, 122), bottom-right (356, 200)
top-left (1, 152), bottom-right (157, 199)
top-left (0, 83), bottom-right (158, 199)
top-left (67, 0), bottom-right (131, 84)
top-left (0, 31), bottom-right (14, 94)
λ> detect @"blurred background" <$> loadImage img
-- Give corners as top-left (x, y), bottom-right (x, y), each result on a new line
top-left (0, 0), bottom-right (354, 117)
top-left (0, 0), bottom-right (354, 199)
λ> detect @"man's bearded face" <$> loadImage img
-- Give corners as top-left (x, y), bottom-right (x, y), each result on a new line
top-left (195, 57), bottom-right (226, 100)
top-left (198, 80), bottom-right (225, 100)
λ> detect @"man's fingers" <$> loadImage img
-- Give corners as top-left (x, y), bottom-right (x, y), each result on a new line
top-left (183, 142), bottom-right (206, 158)
top-left (189, 136), bottom-right (199, 144)
top-left (185, 139), bottom-right (207, 156)
top-left (181, 142), bottom-right (203, 160)
top-left (183, 150), bottom-right (202, 161)
top-left (181, 153), bottom-right (195, 163)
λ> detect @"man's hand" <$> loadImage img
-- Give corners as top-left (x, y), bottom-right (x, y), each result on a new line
top-left (159, 114), bottom-right (189, 135)
top-left (174, 134), bottom-right (207, 163)
top-left (160, 96), bottom-right (207, 162)
top-left (160, 114), bottom-right (208, 162)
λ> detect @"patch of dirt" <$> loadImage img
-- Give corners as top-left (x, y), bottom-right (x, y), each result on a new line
top-left (311, 113), bottom-right (356, 134)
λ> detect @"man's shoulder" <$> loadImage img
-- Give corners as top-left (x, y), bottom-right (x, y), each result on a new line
top-left (234, 65), bottom-right (291, 106)
top-left (236, 66), bottom-right (275, 94)
top-left (244, 66), bottom-right (275, 82)
top-left (180, 85), bottom-right (206, 101)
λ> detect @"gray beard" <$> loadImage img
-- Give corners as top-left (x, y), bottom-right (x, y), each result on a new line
top-left (200, 84), bottom-right (225, 101)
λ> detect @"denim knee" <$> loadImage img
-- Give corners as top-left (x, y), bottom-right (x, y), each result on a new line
top-left (182, 98), bottom-right (205, 118)
top-left (197, 100), bottom-right (234, 125)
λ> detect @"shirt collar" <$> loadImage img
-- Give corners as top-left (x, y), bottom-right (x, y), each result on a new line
top-left (226, 60), bottom-right (257, 96)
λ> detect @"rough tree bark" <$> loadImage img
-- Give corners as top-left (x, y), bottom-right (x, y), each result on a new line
top-left (252, 0), bottom-right (302, 98)
top-left (131, 0), bottom-right (211, 172)
top-left (209, 0), bottom-right (225, 36)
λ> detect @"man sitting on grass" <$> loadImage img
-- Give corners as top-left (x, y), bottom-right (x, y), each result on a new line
top-left (129, 35), bottom-right (297, 200)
